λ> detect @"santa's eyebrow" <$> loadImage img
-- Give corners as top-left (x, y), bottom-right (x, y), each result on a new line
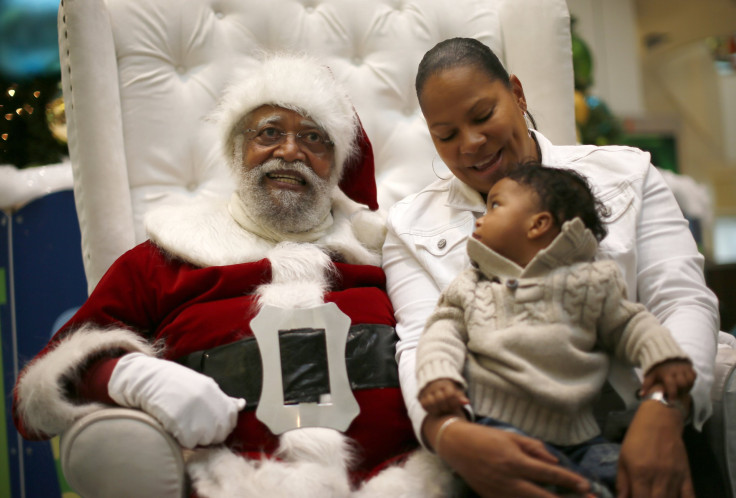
top-left (254, 115), bottom-right (283, 128)
top-left (254, 115), bottom-right (320, 130)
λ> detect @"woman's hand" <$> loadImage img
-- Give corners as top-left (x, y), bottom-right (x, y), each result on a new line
top-left (617, 400), bottom-right (694, 498)
top-left (424, 415), bottom-right (591, 498)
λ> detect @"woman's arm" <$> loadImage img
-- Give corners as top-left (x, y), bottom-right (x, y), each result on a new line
top-left (615, 162), bottom-right (715, 498)
top-left (382, 223), bottom-right (444, 441)
top-left (633, 164), bottom-right (718, 427)
top-left (617, 400), bottom-right (694, 498)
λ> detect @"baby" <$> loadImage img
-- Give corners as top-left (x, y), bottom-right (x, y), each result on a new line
top-left (416, 161), bottom-right (695, 496)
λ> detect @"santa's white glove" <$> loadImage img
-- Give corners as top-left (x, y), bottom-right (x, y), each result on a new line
top-left (108, 352), bottom-right (246, 448)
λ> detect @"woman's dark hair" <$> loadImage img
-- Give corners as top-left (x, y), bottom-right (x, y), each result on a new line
top-left (416, 37), bottom-right (536, 129)
top-left (502, 160), bottom-right (610, 242)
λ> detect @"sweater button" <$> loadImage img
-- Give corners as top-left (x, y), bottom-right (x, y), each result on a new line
top-left (506, 278), bottom-right (518, 290)
top-left (437, 239), bottom-right (446, 249)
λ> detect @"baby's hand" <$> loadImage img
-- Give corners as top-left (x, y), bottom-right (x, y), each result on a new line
top-left (418, 378), bottom-right (468, 416)
top-left (641, 359), bottom-right (696, 402)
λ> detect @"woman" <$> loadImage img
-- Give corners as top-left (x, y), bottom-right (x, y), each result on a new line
top-left (382, 37), bottom-right (719, 498)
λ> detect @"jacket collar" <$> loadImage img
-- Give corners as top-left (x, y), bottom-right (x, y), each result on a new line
top-left (533, 129), bottom-right (599, 169)
top-left (446, 176), bottom-right (486, 213)
top-left (467, 218), bottom-right (599, 280)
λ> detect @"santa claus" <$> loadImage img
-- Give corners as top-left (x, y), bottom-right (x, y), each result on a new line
top-left (13, 53), bottom-right (452, 497)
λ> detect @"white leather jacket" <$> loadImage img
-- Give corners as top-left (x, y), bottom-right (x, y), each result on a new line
top-left (383, 130), bottom-right (719, 440)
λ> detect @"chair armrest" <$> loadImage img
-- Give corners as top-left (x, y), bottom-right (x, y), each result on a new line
top-left (704, 339), bottom-right (736, 498)
top-left (60, 407), bottom-right (186, 498)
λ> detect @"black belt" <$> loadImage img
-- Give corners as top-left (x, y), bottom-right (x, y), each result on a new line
top-left (176, 323), bottom-right (399, 408)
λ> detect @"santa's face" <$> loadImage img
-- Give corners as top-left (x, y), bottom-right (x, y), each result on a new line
top-left (236, 106), bottom-right (337, 233)
top-left (241, 105), bottom-right (335, 184)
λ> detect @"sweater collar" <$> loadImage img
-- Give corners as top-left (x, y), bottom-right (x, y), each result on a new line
top-left (467, 218), bottom-right (599, 280)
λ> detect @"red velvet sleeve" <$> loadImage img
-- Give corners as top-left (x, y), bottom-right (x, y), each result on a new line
top-left (76, 356), bottom-right (121, 405)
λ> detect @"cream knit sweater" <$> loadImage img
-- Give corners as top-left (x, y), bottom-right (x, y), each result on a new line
top-left (416, 219), bottom-right (688, 445)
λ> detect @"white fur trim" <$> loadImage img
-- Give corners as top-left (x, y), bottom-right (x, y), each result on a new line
top-left (349, 208), bottom-right (387, 254)
top-left (267, 243), bottom-right (332, 285)
top-left (331, 188), bottom-right (387, 253)
top-left (187, 429), bottom-right (354, 498)
top-left (354, 449), bottom-right (454, 498)
top-left (145, 195), bottom-right (381, 268)
top-left (145, 197), bottom-right (276, 267)
top-left (215, 53), bottom-right (359, 179)
top-left (188, 441), bottom-right (454, 497)
top-left (257, 281), bottom-right (327, 310)
top-left (257, 243), bottom-right (332, 309)
top-left (15, 326), bottom-right (155, 437)
top-left (276, 428), bottom-right (356, 473)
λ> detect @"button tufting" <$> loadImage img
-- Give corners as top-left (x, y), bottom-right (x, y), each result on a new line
top-left (403, 107), bottom-right (413, 116)
top-left (176, 66), bottom-right (186, 74)
top-left (437, 239), bottom-right (446, 249)
top-left (215, 11), bottom-right (224, 19)
top-left (506, 278), bottom-right (518, 290)
top-left (352, 56), bottom-right (362, 65)
top-left (186, 182), bottom-right (197, 192)
top-left (305, 6), bottom-right (315, 13)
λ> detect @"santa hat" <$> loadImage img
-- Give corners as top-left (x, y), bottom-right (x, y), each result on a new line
top-left (217, 53), bottom-right (378, 210)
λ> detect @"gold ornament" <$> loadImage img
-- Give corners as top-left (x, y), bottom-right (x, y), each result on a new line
top-left (46, 94), bottom-right (67, 144)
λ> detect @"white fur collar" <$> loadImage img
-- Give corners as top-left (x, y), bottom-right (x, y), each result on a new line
top-left (144, 190), bottom-right (386, 268)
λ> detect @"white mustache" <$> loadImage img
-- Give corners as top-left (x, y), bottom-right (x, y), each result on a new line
top-left (255, 158), bottom-right (321, 186)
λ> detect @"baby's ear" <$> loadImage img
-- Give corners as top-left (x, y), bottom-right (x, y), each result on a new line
top-left (528, 211), bottom-right (555, 240)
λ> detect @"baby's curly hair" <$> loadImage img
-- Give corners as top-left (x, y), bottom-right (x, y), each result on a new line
top-left (500, 160), bottom-right (610, 242)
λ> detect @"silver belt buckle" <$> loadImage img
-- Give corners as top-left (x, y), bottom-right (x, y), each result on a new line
top-left (250, 303), bottom-right (360, 434)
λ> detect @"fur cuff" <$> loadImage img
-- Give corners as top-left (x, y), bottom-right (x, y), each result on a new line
top-left (15, 326), bottom-right (155, 437)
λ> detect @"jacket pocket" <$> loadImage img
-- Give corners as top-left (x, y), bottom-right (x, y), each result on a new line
top-left (412, 215), bottom-right (474, 291)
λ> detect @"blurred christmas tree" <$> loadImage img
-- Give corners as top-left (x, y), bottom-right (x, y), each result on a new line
top-left (571, 16), bottom-right (623, 146)
top-left (0, 0), bottom-right (68, 168)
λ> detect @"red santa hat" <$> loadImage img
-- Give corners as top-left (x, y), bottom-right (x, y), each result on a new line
top-left (217, 53), bottom-right (378, 210)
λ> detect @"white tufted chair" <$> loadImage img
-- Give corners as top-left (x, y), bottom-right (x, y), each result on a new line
top-left (55, 0), bottom-right (735, 497)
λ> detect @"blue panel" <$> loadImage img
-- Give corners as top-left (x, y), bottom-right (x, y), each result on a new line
top-left (0, 210), bottom-right (19, 498)
top-left (2, 189), bottom-right (88, 498)
top-left (13, 190), bottom-right (87, 361)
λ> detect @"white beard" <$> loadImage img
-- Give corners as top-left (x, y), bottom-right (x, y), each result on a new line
top-left (238, 158), bottom-right (335, 233)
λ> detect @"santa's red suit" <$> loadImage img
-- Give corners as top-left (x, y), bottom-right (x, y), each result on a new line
top-left (14, 192), bottom-right (428, 493)
top-left (13, 54), bottom-right (452, 497)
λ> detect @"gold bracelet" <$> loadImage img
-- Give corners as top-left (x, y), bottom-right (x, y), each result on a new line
top-left (434, 416), bottom-right (461, 455)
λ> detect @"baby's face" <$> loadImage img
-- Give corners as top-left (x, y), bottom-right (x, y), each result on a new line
top-left (472, 178), bottom-right (540, 266)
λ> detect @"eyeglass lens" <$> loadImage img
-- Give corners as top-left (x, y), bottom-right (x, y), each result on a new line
top-left (246, 126), bottom-right (332, 155)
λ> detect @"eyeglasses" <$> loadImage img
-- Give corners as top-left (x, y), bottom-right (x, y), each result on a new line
top-left (243, 125), bottom-right (334, 156)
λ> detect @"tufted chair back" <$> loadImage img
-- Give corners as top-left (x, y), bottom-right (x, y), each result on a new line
top-left (58, 0), bottom-right (575, 293)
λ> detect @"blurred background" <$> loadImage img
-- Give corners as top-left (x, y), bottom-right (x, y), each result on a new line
top-left (0, 1), bottom-right (735, 497)
top-left (568, 0), bottom-right (736, 265)
top-left (567, 0), bottom-right (736, 343)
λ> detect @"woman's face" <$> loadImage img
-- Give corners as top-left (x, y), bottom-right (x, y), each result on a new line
top-left (419, 65), bottom-right (539, 195)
